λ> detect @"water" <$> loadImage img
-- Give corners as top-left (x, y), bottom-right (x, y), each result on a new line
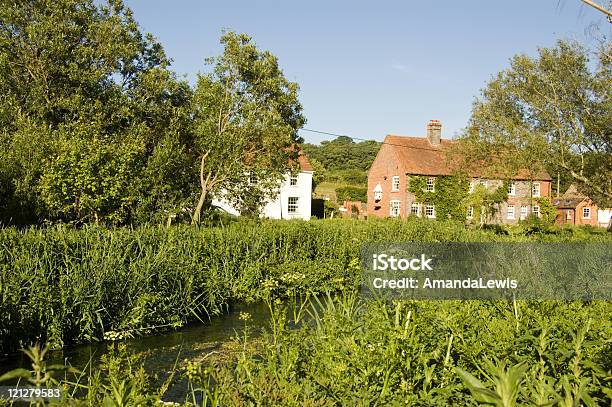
top-left (0, 301), bottom-right (275, 403)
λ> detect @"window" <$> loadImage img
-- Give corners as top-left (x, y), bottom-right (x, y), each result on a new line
top-left (425, 204), bottom-right (435, 219)
top-left (390, 200), bottom-right (401, 217)
top-left (411, 203), bottom-right (421, 217)
top-left (520, 206), bottom-right (528, 220)
top-left (468, 180), bottom-right (475, 193)
top-left (290, 175), bottom-right (298, 186)
top-left (566, 210), bottom-right (572, 220)
top-left (532, 205), bottom-right (540, 218)
top-left (426, 177), bottom-right (435, 192)
top-left (288, 197), bottom-right (298, 213)
top-left (248, 172), bottom-right (257, 185)
top-left (391, 176), bottom-right (400, 192)
top-left (507, 205), bottom-right (515, 220)
top-left (532, 182), bottom-right (541, 197)
top-left (583, 207), bottom-right (591, 219)
top-left (508, 182), bottom-right (516, 196)
top-left (373, 184), bottom-right (382, 201)
top-left (467, 206), bottom-right (474, 219)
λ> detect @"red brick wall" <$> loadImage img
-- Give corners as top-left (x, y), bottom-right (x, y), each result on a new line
top-left (367, 144), bottom-right (406, 218)
top-left (575, 201), bottom-right (598, 226)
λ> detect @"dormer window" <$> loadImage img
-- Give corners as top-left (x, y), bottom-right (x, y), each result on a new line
top-left (373, 183), bottom-right (383, 201)
top-left (425, 177), bottom-right (435, 192)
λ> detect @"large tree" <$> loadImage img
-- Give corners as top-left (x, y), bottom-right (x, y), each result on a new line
top-left (190, 32), bottom-right (305, 223)
top-left (0, 0), bottom-right (192, 225)
top-left (460, 40), bottom-right (611, 206)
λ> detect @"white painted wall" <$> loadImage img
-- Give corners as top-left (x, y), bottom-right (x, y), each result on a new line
top-left (211, 170), bottom-right (313, 220)
top-left (598, 209), bottom-right (611, 228)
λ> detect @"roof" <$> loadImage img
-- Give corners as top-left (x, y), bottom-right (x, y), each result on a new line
top-left (383, 135), bottom-right (551, 180)
top-left (297, 150), bottom-right (313, 172)
top-left (553, 184), bottom-right (588, 208)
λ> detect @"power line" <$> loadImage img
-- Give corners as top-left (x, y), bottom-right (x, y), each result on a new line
top-left (299, 127), bottom-right (453, 153)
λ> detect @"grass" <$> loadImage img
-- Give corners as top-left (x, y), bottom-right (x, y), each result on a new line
top-left (1, 293), bottom-right (610, 406)
top-left (0, 219), bottom-right (609, 355)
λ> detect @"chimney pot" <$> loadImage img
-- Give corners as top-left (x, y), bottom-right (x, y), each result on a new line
top-left (427, 120), bottom-right (442, 146)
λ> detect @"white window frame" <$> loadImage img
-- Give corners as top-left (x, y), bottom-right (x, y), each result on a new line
top-left (468, 180), bottom-right (475, 193)
top-left (582, 207), bottom-right (590, 219)
top-left (467, 206), bottom-right (474, 219)
top-left (288, 197), bottom-right (299, 214)
top-left (507, 205), bottom-right (515, 220)
top-left (520, 205), bottom-right (528, 220)
top-left (411, 203), bottom-right (421, 217)
top-left (425, 204), bottom-right (435, 219)
top-left (532, 182), bottom-right (541, 198)
top-left (566, 210), bottom-right (572, 220)
top-left (289, 174), bottom-right (298, 186)
top-left (425, 177), bottom-right (435, 192)
top-left (248, 171), bottom-right (257, 186)
top-left (532, 205), bottom-right (540, 218)
top-left (508, 182), bottom-right (516, 196)
top-left (391, 175), bottom-right (400, 192)
top-left (374, 191), bottom-right (382, 201)
top-left (479, 179), bottom-right (488, 188)
top-left (390, 200), bottom-right (401, 217)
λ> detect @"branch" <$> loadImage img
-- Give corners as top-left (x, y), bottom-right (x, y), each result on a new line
top-left (580, 0), bottom-right (612, 17)
top-left (556, 160), bottom-right (612, 199)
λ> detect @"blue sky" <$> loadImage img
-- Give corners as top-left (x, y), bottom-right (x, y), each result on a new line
top-left (125, 1), bottom-right (609, 144)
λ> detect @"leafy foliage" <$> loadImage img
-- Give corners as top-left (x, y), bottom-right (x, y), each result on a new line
top-left (303, 136), bottom-right (381, 172)
top-left (462, 40), bottom-right (611, 206)
top-left (336, 186), bottom-right (367, 202)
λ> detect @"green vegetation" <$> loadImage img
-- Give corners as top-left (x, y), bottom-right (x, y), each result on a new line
top-left (303, 136), bottom-right (381, 173)
top-left (408, 175), bottom-right (509, 223)
top-left (304, 136), bottom-right (380, 189)
top-left (335, 186), bottom-right (367, 203)
top-left (203, 295), bottom-right (611, 406)
top-left (1, 220), bottom-right (609, 356)
top-left (2, 294), bottom-right (610, 406)
top-left (0, 1), bottom-right (304, 227)
top-left (461, 40), bottom-right (611, 206)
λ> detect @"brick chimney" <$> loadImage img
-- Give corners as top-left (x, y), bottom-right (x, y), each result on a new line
top-left (426, 120), bottom-right (442, 146)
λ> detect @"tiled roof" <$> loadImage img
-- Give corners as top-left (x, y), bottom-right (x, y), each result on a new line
top-left (297, 150), bottom-right (313, 172)
top-left (553, 184), bottom-right (588, 208)
top-left (384, 135), bottom-right (552, 180)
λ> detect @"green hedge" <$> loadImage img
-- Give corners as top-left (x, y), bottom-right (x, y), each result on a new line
top-left (0, 219), bottom-right (609, 354)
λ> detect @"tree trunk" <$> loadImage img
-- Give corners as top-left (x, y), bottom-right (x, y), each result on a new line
top-left (192, 188), bottom-right (207, 225)
top-left (192, 152), bottom-right (211, 225)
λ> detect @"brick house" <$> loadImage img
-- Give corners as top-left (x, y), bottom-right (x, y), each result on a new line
top-left (553, 185), bottom-right (599, 227)
top-left (367, 120), bottom-right (552, 223)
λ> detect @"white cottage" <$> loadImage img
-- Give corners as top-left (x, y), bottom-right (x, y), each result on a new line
top-left (212, 151), bottom-right (313, 220)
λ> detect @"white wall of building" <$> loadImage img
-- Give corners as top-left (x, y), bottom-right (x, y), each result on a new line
top-left (211, 170), bottom-right (313, 220)
top-left (598, 209), bottom-right (612, 228)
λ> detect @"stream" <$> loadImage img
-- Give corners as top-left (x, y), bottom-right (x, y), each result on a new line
top-left (0, 301), bottom-right (277, 403)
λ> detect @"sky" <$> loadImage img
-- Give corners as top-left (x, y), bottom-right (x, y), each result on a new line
top-left (125, 1), bottom-right (610, 144)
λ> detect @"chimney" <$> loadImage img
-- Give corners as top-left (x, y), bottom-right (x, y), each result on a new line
top-left (426, 120), bottom-right (442, 146)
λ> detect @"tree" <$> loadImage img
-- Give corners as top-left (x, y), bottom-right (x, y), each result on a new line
top-left (0, 0), bottom-right (192, 225)
top-left (461, 40), bottom-right (611, 206)
top-left (190, 31), bottom-right (305, 224)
